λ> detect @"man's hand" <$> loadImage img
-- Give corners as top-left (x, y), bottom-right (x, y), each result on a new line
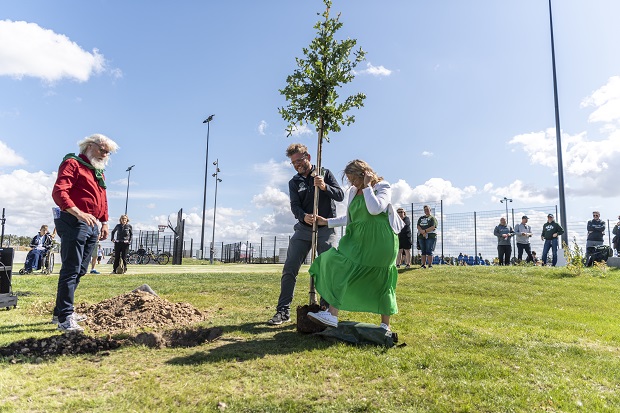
top-left (99, 224), bottom-right (109, 240)
top-left (304, 214), bottom-right (315, 225)
top-left (314, 175), bottom-right (326, 191)
top-left (552, 233), bottom-right (558, 238)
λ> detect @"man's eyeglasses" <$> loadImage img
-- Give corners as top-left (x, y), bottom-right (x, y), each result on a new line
top-left (593, 214), bottom-right (600, 217)
top-left (93, 142), bottom-right (110, 155)
top-left (290, 154), bottom-right (307, 166)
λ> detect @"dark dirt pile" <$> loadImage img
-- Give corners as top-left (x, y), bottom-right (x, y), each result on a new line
top-left (1, 289), bottom-right (222, 361)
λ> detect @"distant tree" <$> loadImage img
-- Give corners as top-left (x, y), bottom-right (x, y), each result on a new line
top-left (279, 0), bottom-right (366, 304)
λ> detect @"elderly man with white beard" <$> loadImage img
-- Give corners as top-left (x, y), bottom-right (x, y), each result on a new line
top-left (51, 134), bottom-right (119, 332)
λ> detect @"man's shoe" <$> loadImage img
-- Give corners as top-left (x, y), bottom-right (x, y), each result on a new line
top-left (428, 264), bottom-right (433, 269)
top-left (57, 315), bottom-right (84, 333)
top-left (307, 310), bottom-right (338, 328)
top-left (405, 264), bottom-right (410, 269)
top-left (90, 269), bottom-right (100, 274)
top-left (267, 311), bottom-right (290, 325)
top-left (73, 312), bottom-right (88, 322)
top-left (396, 264), bottom-right (401, 268)
top-left (51, 315), bottom-right (58, 324)
top-left (421, 265), bottom-right (427, 269)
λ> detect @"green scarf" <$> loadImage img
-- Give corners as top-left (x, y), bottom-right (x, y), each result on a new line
top-left (62, 153), bottom-right (106, 189)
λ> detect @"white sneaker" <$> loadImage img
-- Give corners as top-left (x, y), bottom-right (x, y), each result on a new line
top-left (307, 310), bottom-right (338, 328)
top-left (52, 312), bottom-right (87, 324)
top-left (57, 314), bottom-right (84, 333)
top-left (380, 323), bottom-right (391, 332)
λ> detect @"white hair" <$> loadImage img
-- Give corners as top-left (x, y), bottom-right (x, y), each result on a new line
top-left (78, 134), bottom-right (119, 154)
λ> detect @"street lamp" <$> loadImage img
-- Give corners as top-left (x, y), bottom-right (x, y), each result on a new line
top-left (210, 159), bottom-right (222, 265)
top-left (500, 197), bottom-right (513, 221)
top-left (501, 197), bottom-right (514, 259)
top-left (200, 114), bottom-right (215, 259)
top-left (124, 165), bottom-right (135, 215)
top-left (548, 0), bottom-right (568, 245)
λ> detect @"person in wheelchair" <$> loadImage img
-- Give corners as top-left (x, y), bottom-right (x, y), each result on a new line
top-left (23, 225), bottom-right (55, 274)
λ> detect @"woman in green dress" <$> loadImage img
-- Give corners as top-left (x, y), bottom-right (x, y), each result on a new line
top-left (308, 159), bottom-right (404, 331)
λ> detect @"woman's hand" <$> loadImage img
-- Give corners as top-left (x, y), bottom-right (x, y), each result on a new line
top-left (363, 172), bottom-right (372, 188)
top-left (315, 215), bottom-right (328, 226)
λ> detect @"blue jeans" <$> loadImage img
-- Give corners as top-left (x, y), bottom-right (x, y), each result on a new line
top-left (542, 238), bottom-right (559, 266)
top-left (276, 223), bottom-right (335, 313)
top-left (419, 236), bottom-right (436, 256)
top-left (53, 212), bottom-right (99, 322)
top-left (24, 249), bottom-right (44, 271)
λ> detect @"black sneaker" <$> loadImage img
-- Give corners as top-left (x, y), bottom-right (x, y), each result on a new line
top-left (421, 265), bottom-right (427, 269)
top-left (428, 264), bottom-right (433, 269)
top-left (267, 311), bottom-right (290, 325)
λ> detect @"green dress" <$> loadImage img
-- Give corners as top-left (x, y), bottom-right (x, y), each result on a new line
top-left (309, 194), bottom-right (399, 315)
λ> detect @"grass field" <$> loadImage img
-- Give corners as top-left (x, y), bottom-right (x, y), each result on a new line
top-left (1, 263), bottom-right (620, 412)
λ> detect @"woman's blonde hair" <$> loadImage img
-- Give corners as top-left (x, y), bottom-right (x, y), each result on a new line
top-left (342, 159), bottom-right (383, 186)
top-left (119, 214), bottom-right (130, 222)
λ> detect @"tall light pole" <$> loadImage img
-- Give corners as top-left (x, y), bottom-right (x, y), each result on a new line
top-left (501, 197), bottom-right (514, 259)
top-left (210, 159), bottom-right (222, 264)
top-left (500, 197), bottom-right (512, 221)
top-left (124, 165), bottom-right (135, 215)
top-left (200, 114), bottom-right (215, 259)
top-left (548, 0), bottom-right (568, 245)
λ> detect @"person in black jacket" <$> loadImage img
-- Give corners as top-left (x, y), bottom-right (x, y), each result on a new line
top-left (586, 211), bottom-right (605, 248)
top-left (267, 143), bottom-right (344, 325)
top-left (541, 214), bottom-right (564, 266)
top-left (396, 208), bottom-right (412, 268)
top-left (110, 214), bottom-right (133, 274)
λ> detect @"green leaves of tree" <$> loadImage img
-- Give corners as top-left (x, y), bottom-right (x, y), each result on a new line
top-left (278, 0), bottom-right (366, 141)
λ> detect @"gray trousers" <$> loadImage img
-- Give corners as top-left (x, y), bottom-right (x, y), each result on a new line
top-left (276, 223), bottom-right (336, 313)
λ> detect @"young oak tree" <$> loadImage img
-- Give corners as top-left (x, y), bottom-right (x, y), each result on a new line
top-left (279, 0), bottom-right (366, 304)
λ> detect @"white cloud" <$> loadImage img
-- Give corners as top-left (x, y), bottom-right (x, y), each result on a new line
top-left (391, 178), bottom-right (477, 206)
top-left (0, 169), bottom-right (57, 234)
top-left (258, 120), bottom-right (268, 135)
top-left (252, 186), bottom-right (289, 212)
top-left (145, 203), bottom-right (156, 209)
top-left (485, 179), bottom-right (557, 204)
top-left (0, 20), bottom-right (109, 82)
top-left (581, 76), bottom-right (620, 125)
top-left (421, 151), bottom-right (433, 157)
top-left (0, 140), bottom-right (26, 167)
top-left (357, 62), bottom-right (392, 77)
top-left (289, 124), bottom-right (312, 136)
top-left (253, 159), bottom-right (292, 187)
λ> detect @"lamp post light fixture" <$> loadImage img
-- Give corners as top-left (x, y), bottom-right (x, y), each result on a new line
top-left (210, 159), bottom-right (222, 265)
top-left (500, 197), bottom-right (513, 221)
top-left (124, 165), bottom-right (135, 215)
top-left (200, 114), bottom-right (215, 259)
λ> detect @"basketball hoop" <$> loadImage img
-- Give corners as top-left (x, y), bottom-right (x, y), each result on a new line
top-left (158, 225), bottom-right (166, 232)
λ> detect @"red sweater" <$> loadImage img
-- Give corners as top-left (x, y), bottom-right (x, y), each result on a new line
top-left (52, 154), bottom-right (109, 222)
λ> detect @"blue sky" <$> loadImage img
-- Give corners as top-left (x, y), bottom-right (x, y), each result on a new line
top-left (1, 0), bottom-right (620, 252)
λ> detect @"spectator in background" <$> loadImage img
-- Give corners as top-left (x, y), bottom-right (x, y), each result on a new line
top-left (23, 225), bottom-right (55, 274)
top-left (396, 208), bottom-right (412, 269)
top-left (417, 205), bottom-right (438, 269)
top-left (531, 251), bottom-right (539, 264)
top-left (494, 217), bottom-right (514, 266)
top-left (541, 213), bottom-right (564, 266)
top-left (586, 211), bottom-right (605, 249)
top-left (111, 214), bottom-right (133, 274)
top-left (514, 215), bottom-right (534, 263)
top-left (89, 243), bottom-right (104, 274)
top-left (612, 216), bottom-right (620, 257)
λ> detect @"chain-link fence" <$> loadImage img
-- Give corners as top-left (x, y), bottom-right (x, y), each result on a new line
top-left (190, 203), bottom-right (618, 264)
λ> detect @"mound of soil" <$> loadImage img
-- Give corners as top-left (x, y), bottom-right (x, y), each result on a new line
top-left (76, 290), bottom-right (208, 335)
top-left (1, 289), bottom-right (221, 361)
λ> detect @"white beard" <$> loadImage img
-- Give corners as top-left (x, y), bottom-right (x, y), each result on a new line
top-left (85, 148), bottom-right (109, 169)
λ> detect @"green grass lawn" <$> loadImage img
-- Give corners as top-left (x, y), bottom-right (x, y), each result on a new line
top-left (1, 263), bottom-right (620, 412)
